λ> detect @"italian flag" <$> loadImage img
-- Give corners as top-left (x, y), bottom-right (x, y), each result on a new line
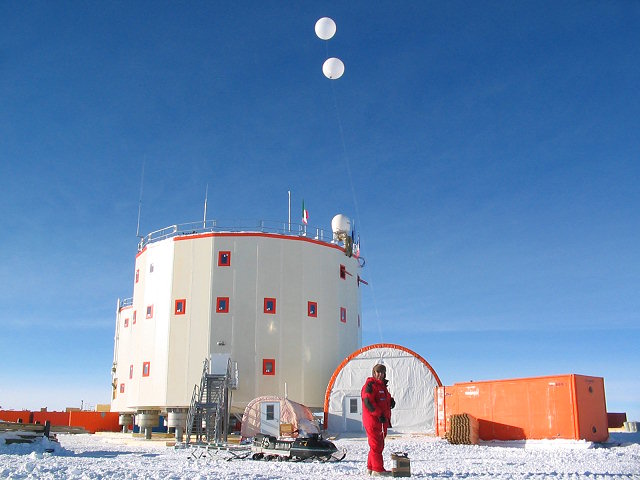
top-left (302, 200), bottom-right (308, 225)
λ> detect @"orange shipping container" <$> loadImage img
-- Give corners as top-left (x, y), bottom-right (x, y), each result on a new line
top-left (436, 374), bottom-right (608, 442)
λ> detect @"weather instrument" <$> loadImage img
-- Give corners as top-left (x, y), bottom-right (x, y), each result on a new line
top-left (315, 17), bottom-right (344, 79)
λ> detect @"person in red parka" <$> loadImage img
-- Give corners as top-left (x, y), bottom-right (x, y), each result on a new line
top-left (361, 363), bottom-right (395, 476)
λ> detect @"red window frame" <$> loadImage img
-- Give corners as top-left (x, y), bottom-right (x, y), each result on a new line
top-left (262, 359), bottom-right (276, 375)
top-left (216, 297), bottom-right (230, 313)
top-left (124, 317), bottom-right (129, 328)
top-left (340, 264), bottom-right (346, 279)
top-left (142, 362), bottom-right (150, 377)
top-left (146, 305), bottom-right (154, 319)
top-left (218, 251), bottom-right (231, 267)
top-left (120, 383), bottom-right (125, 393)
top-left (175, 299), bottom-right (186, 315)
top-left (263, 297), bottom-right (276, 314)
top-left (340, 307), bottom-right (347, 323)
top-left (135, 269), bottom-right (139, 283)
top-left (129, 365), bottom-right (133, 379)
top-left (133, 310), bottom-right (137, 324)
top-left (307, 301), bottom-right (318, 317)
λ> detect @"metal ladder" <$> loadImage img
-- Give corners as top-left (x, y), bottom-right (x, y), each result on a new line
top-left (186, 357), bottom-right (236, 446)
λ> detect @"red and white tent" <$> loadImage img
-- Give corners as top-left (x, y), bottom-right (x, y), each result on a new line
top-left (323, 344), bottom-right (442, 434)
top-left (241, 395), bottom-right (320, 439)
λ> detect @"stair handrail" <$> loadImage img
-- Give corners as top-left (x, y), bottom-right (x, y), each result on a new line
top-left (184, 383), bottom-right (199, 445)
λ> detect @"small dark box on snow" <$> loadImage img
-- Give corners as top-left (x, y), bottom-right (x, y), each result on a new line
top-left (391, 452), bottom-right (411, 477)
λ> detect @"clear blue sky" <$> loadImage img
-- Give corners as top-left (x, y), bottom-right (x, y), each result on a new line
top-left (1, 2), bottom-right (638, 421)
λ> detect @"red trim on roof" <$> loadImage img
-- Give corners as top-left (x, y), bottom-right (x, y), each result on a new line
top-left (173, 232), bottom-right (346, 252)
top-left (322, 343), bottom-right (443, 429)
top-left (135, 246), bottom-right (147, 259)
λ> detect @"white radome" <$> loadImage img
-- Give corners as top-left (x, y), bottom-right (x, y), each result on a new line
top-left (322, 57), bottom-right (345, 80)
top-left (331, 214), bottom-right (351, 238)
top-left (315, 17), bottom-right (336, 40)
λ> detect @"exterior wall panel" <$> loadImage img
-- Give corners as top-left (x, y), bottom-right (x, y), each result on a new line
top-left (112, 231), bottom-right (362, 414)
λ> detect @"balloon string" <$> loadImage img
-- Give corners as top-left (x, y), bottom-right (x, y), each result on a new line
top-left (329, 80), bottom-right (384, 344)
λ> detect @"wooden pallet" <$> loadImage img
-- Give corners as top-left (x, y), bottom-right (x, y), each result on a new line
top-left (0, 420), bottom-right (57, 445)
top-left (445, 413), bottom-right (479, 445)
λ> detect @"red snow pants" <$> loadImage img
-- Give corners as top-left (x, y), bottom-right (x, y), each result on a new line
top-left (365, 423), bottom-right (386, 472)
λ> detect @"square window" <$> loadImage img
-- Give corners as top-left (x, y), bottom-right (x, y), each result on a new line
top-left (135, 269), bottom-right (139, 283)
top-left (146, 305), bottom-right (153, 319)
top-left (175, 299), bottom-right (186, 315)
top-left (218, 251), bottom-right (231, 267)
top-left (266, 404), bottom-right (275, 420)
top-left (264, 298), bottom-right (276, 314)
top-left (340, 307), bottom-right (347, 323)
top-left (216, 297), bottom-right (229, 313)
top-left (340, 264), bottom-right (346, 279)
top-left (307, 301), bottom-right (317, 317)
top-left (129, 365), bottom-right (133, 379)
top-left (263, 359), bottom-right (275, 375)
top-left (142, 362), bottom-right (150, 377)
top-left (350, 398), bottom-right (358, 414)
top-left (133, 311), bottom-right (137, 324)
top-left (120, 383), bottom-right (125, 394)
top-left (149, 263), bottom-right (154, 273)
top-left (124, 317), bottom-right (129, 328)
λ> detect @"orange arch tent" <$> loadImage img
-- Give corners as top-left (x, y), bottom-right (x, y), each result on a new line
top-left (324, 343), bottom-right (442, 434)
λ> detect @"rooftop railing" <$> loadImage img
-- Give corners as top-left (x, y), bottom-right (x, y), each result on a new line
top-left (137, 219), bottom-right (333, 252)
top-left (119, 297), bottom-right (133, 310)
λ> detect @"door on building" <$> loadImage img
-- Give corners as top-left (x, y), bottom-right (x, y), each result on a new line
top-left (344, 395), bottom-right (363, 432)
top-left (260, 401), bottom-right (280, 436)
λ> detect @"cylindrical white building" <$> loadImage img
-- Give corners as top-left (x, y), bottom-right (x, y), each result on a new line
top-left (111, 218), bottom-right (363, 418)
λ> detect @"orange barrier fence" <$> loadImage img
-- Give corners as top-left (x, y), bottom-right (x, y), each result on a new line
top-left (1, 410), bottom-right (121, 433)
top-left (0, 410), bottom-right (32, 424)
top-left (32, 411), bottom-right (71, 427)
top-left (69, 411), bottom-right (120, 433)
top-left (436, 374), bottom-right (608, 442)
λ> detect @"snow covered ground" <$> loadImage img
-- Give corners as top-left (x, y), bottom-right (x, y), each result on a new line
top-left (1, 431), bottom-right (639, 479)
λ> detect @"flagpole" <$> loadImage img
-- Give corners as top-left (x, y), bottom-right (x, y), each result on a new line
top-left (288, 190), bottom-right (291, 232)
top-left (302, 199), bottom-right (307, 236)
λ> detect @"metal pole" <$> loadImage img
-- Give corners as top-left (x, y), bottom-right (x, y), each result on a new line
top-left (288, 191), bottom-right (291, 232)
top-left (203, 183), bottom-right (208, 228)
top-left (136, 157), bottom-right (145, 239)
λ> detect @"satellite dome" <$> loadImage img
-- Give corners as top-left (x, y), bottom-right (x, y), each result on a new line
top-left (331, 214), bottom-right (351, 241)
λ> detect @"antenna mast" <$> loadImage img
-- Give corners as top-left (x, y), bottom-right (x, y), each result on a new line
top-left (136, 158), bottom-right (146, 240)
top-left (288, 190), bottom-right (291, 232)
top-left (203, 183), bottom-right (208, 228)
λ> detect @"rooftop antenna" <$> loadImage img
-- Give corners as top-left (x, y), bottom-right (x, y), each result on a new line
top-left (203, 183), bottom-right (208, 228)
top-left (288, 190), bottom-right (291, 232)
top-left (136, 157), bottom-right (146, 240)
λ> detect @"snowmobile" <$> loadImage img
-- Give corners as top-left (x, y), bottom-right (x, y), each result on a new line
top-left (250, 433), bottom-right (346, 462)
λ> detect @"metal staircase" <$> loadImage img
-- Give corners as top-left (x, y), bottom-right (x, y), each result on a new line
top-left (186, 356), bottom-right (237, 446)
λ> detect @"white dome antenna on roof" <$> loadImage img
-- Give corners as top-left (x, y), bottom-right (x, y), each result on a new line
top-left (331, 214), bottom-right (353, 257)
top-left (331, 214), bottom-right (351, 241)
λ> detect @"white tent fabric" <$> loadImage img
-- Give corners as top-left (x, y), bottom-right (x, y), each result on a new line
top-left (324, 344), bottom-right (442, 434)
top-left (241, 395), bottom-right (320, 439)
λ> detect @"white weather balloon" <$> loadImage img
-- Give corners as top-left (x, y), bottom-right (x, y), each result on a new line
top-left (322, 57), bottom-right (345, 79)
top-left (315, 17), bottom-right (336, 40)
